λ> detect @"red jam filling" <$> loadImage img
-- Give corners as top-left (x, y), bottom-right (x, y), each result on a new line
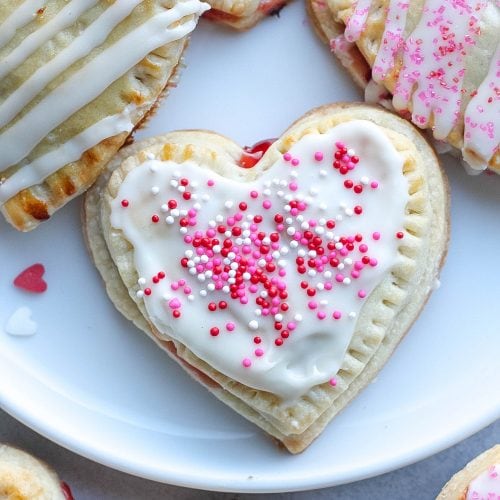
top-left (239, 138), bottom-right (276, 168)
top-left (61, 481), bottom-right (74, 500)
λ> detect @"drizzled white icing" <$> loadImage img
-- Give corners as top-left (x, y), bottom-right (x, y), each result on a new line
top-left (466, 464), bottom-right (500, 500)
top-left (0, 0), bottom-right (45, 50)
top-left (109, 121), bottom-right (409, 399)
top-left (344, 0), bottom-right (499, 170)
top-left (0, 0), bottom-right (209, 205)
top-left (0, 107), bottom-right (135, 203)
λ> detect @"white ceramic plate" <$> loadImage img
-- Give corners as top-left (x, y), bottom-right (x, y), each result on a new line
top-left (1, 3), bottom-right (499, 492)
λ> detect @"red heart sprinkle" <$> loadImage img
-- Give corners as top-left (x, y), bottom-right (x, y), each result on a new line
top-left (13, 263), bottom-right (47, 293)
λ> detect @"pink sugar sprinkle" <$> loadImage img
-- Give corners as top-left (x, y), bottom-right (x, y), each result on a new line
top-left (371, 181), bottom-right (379, 189)
top-left (314, 151), bottom-right (324, 161)
top-left (207, 179), bottom-right (214, 187)
top-left (358, 289), bottom-right (367, 298)
top-left (283, 153), bottom-right (292, 161)
top-left (178, 279), bottom-right (185, 286)
top-left (335, 273), bottom-right (344, 283)
top-left (168, 298), bottom-right (181, 309)
top-left (333, 311), bottom-right (342, 320)
top-left (351, 270), bottom-right (360, 279)
top-left (372, 232), bottom-right (381, 240)
top-left (317, 311), bottom-right (326, 320)
top-left (242, 358), bottom-right (252, 368)
top-left (250, 190), bottom-right (258, 198)
top-left (287, 322), bottom-right (297, 331)
top-left (291, 158), bottom-right (300, 166)
top-left (359, 244), bottom-right (368, 253)
top-left (289, 182), bottom-right (298, 191)
top-left (308, 301), bottom-right (317, 310)
top-left (255, 348), bottom-right (264, 357)
top-left (184, 236), bottom-right (192, 243)
top-left (335, 141), bottom-right (345, 149)
top-left (354, 261), bottom-right (364, 271)
top-left (329, 377), bottom-right (337, 386)
top-left (183, 286), bottom-right (191, 294)
top-left (324, 282), bottom-right (333, 290)
top-left (370, 258), bottom-right (378, 267)
top-left (226, 322), bottom-right (235, 332)
top-left (263, 200), bottom-right (272, 209)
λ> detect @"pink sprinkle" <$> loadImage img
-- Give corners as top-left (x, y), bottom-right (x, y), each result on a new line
top-left (354, 261), bottom-right (364, 271)
top-left (333, 311), bottom-right (342, 320)
top-left (168, 298), bottom-right (181, 309)
top-left (183, 286), bottom-right (192, 294)
top-left (329, 377), bottom-right (337, 386)
top-left (372, 232), bottom-right (380, 240)
top-left (358, 289), bottom-right (367, 298)
top-left (250, 190), bottom-right (258, 199)
top-left (291, 158), bottom-right (300, 166)
top-left (314, 151), bottom-right (324, 161)
top-left (324, 282), bottom-right (333, 290)
top-left (308, 301), bottom-right (317, 310)
top-left (359, 244), bottom-right (368, 253)
top-left (242, 358), bottom-right (252, 368)
top-left (255, 348), bottom-right (264, 357)
top-left (370, 258), bottom-right (378, 267)
top-left (289, 182), bottom-right (298, 191)
top-left (207, 179), bottom-right (215, 187)
top-left (263, 200), bottom-right (272, 209)
top-left (335, 273), bottom-right (344, 283)
top-left (226, 322), bottom-right (235, 332)
top-left (283, 152), bottom-right (292, 161)
top-left (178, 279), bottom-right (185, 286)
top-left (371, 181), bottom-right (379, 189)
top-left (351, 270), bottom-right (360, 279)
top-left (317, 311), bottom-right (326, 320)
top-left (287, 322), bottom-right (297, 331)
top-left (335, 141), bottom-right (345, 149)
top-left (184, 236), bottom-right (192, 243)
top-left (171, 283), bottom-right (179, 291)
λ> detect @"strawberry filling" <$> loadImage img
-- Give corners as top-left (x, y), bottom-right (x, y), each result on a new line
top-left (203, 0), bottom-right (286, 22)
top-left (61, 481), bottom-right (74, 500)
top-left (239, 138), bottom-right (276, 168)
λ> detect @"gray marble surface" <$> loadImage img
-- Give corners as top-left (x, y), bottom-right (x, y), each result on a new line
top-left (0, 409), bottom-right (498, 499)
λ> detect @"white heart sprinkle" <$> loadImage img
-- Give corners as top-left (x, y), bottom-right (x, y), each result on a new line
top-left (5, 307), bottom-right (37, 336)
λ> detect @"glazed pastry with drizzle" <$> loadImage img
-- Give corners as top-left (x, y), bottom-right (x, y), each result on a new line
top-left (83, 103), bottom-right (449, 453)
top-left (0, 0), bottom-right (209, 232)
top-left (437, 445), bottom-right (500, 500)
top-left (307, 0), bottom-right (499, 173)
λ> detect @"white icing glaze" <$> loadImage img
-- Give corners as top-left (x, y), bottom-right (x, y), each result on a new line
top-left (109, 121), bottom-right (409, 400)
top-left (463, 45), bottom-right (500, 170)
top-left (0, 0), bottom-right (209, 206)
top-left (344, 0), bottom-right (499, 170)
top-left (5, 306), bottom-right (37, 336)
top-left (0, 0), bottom-right (100, 80)
top-left (466, 464), bottom-right (500, 500)
top-left (0, 0), bottom-right (45, 50)
top-left (0, 107), bottom-right (135, 203)
top-left (0, 0), bottom-right (143, 129)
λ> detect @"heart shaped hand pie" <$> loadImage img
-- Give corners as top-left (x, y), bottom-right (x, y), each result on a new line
top-left (308, 0), bottom-right (500, 173)
top-left (203, 0), bottom-right (289, 30)
top-left (84, 103), bottom-right (448, 452)
top-left (0, 0), bottom-right (208, 232)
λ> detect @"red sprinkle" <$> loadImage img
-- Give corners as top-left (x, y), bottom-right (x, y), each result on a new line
top-left (13, 264), bottom-right (47, 293)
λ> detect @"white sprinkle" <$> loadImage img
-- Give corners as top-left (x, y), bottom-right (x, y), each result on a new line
top-left (262, 237), bottom-right (271, 245)
top-left (320, 299), bottom-right (328, 306)
top-left (189, 267), bottom-right (197, 275)
top-left (228, 277), bottom-right (236, 284)
top-left (161, 204), bottom-right (169, 213)
top-left (286, 217), bottom-right (293, 224)
top-left (202, 194), bottom-right (210, 202)
top-left (243, 272), bottom-right (251, 280)
top-left (263, 188), bottom-right (271, 196)
top-left (278, 259), bottom-right (286, 268)
top-left (208, 220), bottom-right (216, 228)
top-left (249, 320), bottom-right (259, 330)
top-left (151, 186), bottom-right (159, 195)
top-left (197, 274), bottom-right (206, 282)
top-left (191, 181), bottom-right (199, 188)
top-left (337, 263), bottom-right (345, 270)
top-left (326, 232), bottom-right (334, 240)
top-left (171, 209), bottom-right (180, 217)
top-left (272, 250), bottom-right (280, 259)
top-left (173, 171), bottom-right (181, 179)
top-left (335, 242), bottom-right (343, 250)
top-left (193, 202), bottom-right (201, 210)
top-left (146, 153), bottom-right (155, 160)
top-left (224, 200), bottom-right (233, 209)
top-left (315, 226), bottom-right (325, 235)
top-left (236, 238), bottom-right (243, 245)
top-left (162, 293), bottom-right (171, 301)
top-left (260, 290), bottom-right (268, 298)
top-left (298, 249), bottom-right (306, 257)
top-left (188, 295), bottom-right (195, 301)
top-left (180, 209), bottom-right (188, 216)
top-left (344, 258), bottom-right (353, 266)
top-left (308, 269), bottom-right (316, 277)
top-left (290, 170), bottom-right (298, 178)
top-left (309, 187), bottom-right (319, 196)
top-left (287, 227), bottom-right (296, 236)
top-left (345, 208), bottom-right (354, 217)
top-left (319, 169), bottom-right (327, 177)
top-left (170, 179), bottom-right (178, 187)
top-left (255, 309), bottom-right (262, 316)
top-left (319, 203), bottom-right (327, 211)
top-left (284, 205), bottom-right (291, 212)
top-left (200, 290), bottom-right (207, 297)
top-left (280, 180), bottom-right (288, 187)
top-left (275, 314), bottom-right (283, 322)
top-left (200, 255), bottom-right (209, 263)
top-left (138, 277), bottom-right (147, 286)
top-left (136, 290), bottom-right (144, 299)
top-left (258, 259), bottom-right (266, 268)
top-left (324, 271), bottom-right (332, 279)
top-left (185, 250), bottom-right (194, 258)
top-left (225, 230), bottom-right (232, 237)
top-left (290, 240), bottom-right (299, 248)
top-left (193, 256), bottom-right (201, 264)
top-left (308, 250), bottom-right (317, 258)
top-left (294, 314), bottom-right (303, 322)
top-left (343, 277), bottom-right (351, 285)
top-left (222, 286), bottom-right (230, 293)
top-left (336, 214), bottom-right (343, 221)
top-left (280, 246), bottom-right (289, 255)
top-left (296, 215), bottom-right (304, 222)
top-left (178, 185), bottom-right (186, 193)
top-left (361, 176), bottom-right (369, 185)
top-left (213, 245), bottom-right (221, 253)
top-left (316, 283), bottom-right (324, 291)
top-left (205, 270), bottom-right (213, 278)
top-left (264, 180), bottom-right (271, 188)
top-left (347, 148), bottom-right (355, 156)
top-left (207, 283), bottom-right (215, 291)
top-left (301, 221), bottom-right (310, 230)
top-left (348, 312), bottom-right (357, 319)
top-left (223, 258), bottom-right (231, 265)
